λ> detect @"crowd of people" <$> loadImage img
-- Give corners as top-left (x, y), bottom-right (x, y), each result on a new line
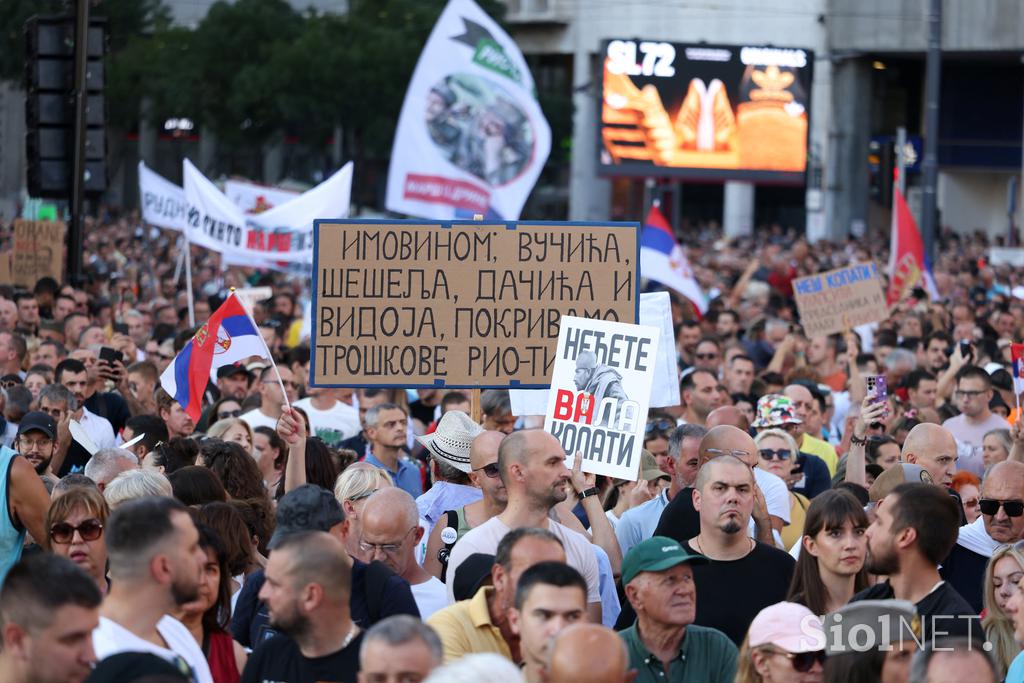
top-left (0, 212), bottom-right (1022, 682)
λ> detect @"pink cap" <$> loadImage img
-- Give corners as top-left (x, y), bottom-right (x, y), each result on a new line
top-left (747, 602), bottom-right (825, 653)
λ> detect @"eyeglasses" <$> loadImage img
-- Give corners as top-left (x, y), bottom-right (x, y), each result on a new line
top-left (359, 527), bottom-right (417, 555)
top-left (767, 649), bottom-right (827, 673)
top-left (705, 448), bottom-right (749, 460)
top-left (759, 448), bottom-right (792, 461)
top-left (473, 463), bottom-right (500, 478)
top-left (695, 353), bottom-right (720, 360)
top-left (264, 380), bottom-right (299, 389)
top-left (980, 498), bottom-right (1024, 517)
top-left (50, 518), bottom-right (103, 544)
top-left (217, 409), bottom-right (243, 419)
top-left (17, 437), bottom-right (54, 452)
top-left (645, 420), bottom-right (675, 435)
top-left (955, 389), bottom-right (986, 398)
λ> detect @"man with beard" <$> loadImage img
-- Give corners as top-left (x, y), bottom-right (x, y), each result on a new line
top-left (853, 482), bottom-right (979, 643)
top-left (443, 430), bottom-right (602, 622)
top-left (243, 531), bottom-right (363, 683)
top-left (91, 496), bottom-right (212, 682)
top-left (941, 461), bottom-right (1024, 612)
top-left (13, 411), bottom-right (59, 480)
top-left (0, 413), bottom-right (51, 584)
top-left (573, 351), bottom-right (628, 427)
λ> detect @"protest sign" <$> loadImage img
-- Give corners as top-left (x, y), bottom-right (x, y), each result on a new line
top-left (11, 220), bottom-right (65, 287)
top-left (543, 316), bottom-right (659, 480)
top-left (139, 162), bottom-right (189, 232)
top-left (989, 247), bottom-right (1024, 268)
top-left (0, 252), bottom-right (10, 284)
top-left (312, 220), bottom-right (639, 387)
top-left (510, 291), bottom-right (679, 414)
top-left (385, 0), bottom-right (550, 221)
top-left (224, 179), bottom-right (299, 214)
top-left (793, 262), bottom-right (887, 337)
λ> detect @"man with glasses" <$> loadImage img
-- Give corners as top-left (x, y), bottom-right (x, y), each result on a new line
top-left (361, 488), bottom-right (447, 618)
top-left (618, 536), bottom-right (737, 681)
top-left (364, 403), bottom-right (420, 497)
top-left (692, 337), bottom-right (723, 376)
top-left (943, 365), bottom-right (1009, 476)
top-left (0, 412), bottom-right (53, 583)
top-left (240, 366), bottom-right (300, 432)
top-left (940, 460), bottom-right (1024, 612)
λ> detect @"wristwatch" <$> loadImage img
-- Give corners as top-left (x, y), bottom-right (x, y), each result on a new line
top-left (579, 487), bottom-right (600, 500)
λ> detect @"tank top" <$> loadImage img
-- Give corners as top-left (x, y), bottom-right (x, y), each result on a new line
top-left (205, 629), bottom-right (240, 683)
top-left (0, 447), bottom-right (26, 586)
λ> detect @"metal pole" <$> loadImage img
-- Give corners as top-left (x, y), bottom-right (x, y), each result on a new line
top-left (896, 126), bottom-right (907, 197)
top-left (921, 0), bottom-right (942, 263)
top-left (68, 0), bottom-right (90, 280)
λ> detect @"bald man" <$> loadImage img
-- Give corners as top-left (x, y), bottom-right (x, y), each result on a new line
top-left (705, 405), bottom-right (748, 431)
top-left (362, 488), bottom-right (448, 619)
top-left (783, 384), bottom-right (838, 474)
top-left (941, 460), bottom-right (1024, 612)
top-left (543, 623), bottom-right (632, 683)
top-left (902, 423), bottom-right (959, 487)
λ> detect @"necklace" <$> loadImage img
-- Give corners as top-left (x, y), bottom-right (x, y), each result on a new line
top-left (340, 623), bottom-right (360, 650)
top-left (694, 536), bottom-right (754, 559)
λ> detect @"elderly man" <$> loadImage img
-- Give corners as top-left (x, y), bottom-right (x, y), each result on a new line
top-left (941, 460), bottom-right (1024, 612)
top-left (545, 623), bottom-right (632, 683)
top-left (509, 561), bottom-right (588, 683)
top-left (82, 448), bottom-right (139, 493)
top-left (618, 536), bottom-right (737, 682)
top-left (357, 615), bottom-right (443, 683)
top-left (361, 488), bottom-right (447, 619)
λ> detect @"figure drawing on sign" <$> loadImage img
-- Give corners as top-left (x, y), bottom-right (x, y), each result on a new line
top-left (574, 351), bottom-right (629, 427)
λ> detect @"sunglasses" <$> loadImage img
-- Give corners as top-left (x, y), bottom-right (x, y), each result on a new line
top-left (645, 419), bottom-right (675, 435)
top-left (217, 409), bottom-right (243, 419)
top-left (695, 353), bottom-right (719, 360)
top-left (759, 448), bottom-right (792, 461)
top-left (473, 463), bottom-right (501, 478)
top-left (770, 649), bottom-right (827, 673)
top-left (980, 499), bottom-right (1024, 517)
top-left (50, 518), bottom-right (103, 544)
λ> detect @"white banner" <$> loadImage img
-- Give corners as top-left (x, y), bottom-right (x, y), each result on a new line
top-left (225, 179), bottom-right (299, 214)
top-left (138, 162), bottom-right (188, 232)
top-left (385, 0), bottom-right (550, 221)
top-left (544, 316), bottom-right (660, 480)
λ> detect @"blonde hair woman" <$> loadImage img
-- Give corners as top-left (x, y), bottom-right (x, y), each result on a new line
top-left (983, 543), bottom-right (1024, 679)
top-left (753, 428), bottom-right (808, 550)
top-left (333, 462), bottom-right (393, 560)
top-left (207, 417), bottom-right (255, 455)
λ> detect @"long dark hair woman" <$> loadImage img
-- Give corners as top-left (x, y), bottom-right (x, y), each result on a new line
top-left (787, 489), bottom-right (869, 615)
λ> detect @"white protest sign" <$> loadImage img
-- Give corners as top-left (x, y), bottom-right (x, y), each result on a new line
top-left (138, 162), bottom-right (188, 232)
top-left (510, 292), bottom-right (678, 415)
top-left (224, 179), bottom-right (299, 214)
top-left (385, 0), bottom-right (550, 221)
top-left (544, 316), bottom-right (659, 480)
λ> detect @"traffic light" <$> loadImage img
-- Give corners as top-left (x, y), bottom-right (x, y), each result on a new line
top-left (24, 15), bottom-right (107, 198)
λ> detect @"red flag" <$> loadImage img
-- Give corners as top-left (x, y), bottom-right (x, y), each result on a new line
top-left (887, 183), bottom-right (938, 305)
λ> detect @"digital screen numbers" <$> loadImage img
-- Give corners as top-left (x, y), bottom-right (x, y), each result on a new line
top-left (605, 40), bottom-right (676, 78)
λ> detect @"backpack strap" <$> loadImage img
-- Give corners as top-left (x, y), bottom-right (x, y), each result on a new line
top-left (437, 508), bottom-right (460, 583)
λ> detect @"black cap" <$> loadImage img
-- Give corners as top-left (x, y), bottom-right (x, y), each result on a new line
top-left (17, 411), bottom-right (56, 439)
top-left (0, 374), bottom-right (23, 386)
top-left (268, 484), bottom-right (346, 550)
top-left (453, 553), bottom-right (495, 602)
top-left (216, 363), bottom-right (252, 380)
top-left (85, 652), bottom-right (189, 683)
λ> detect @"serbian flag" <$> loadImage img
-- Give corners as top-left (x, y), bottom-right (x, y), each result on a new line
top-left (640, 204), bottom-right (708, 314)
top-left (1011, 344), bottom-right (1024, 397)
top-left (887, 180), bottom-right (939, 305)
top-left (160, 293), bottom-right (270, 421)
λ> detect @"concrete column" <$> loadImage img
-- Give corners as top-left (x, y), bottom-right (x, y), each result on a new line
top-left (568, 49), bottom-right (610, 221)
top-left (262, 135), bottom-right (285, 184)
top-left (723, 181), bottom-right (755, 237)
top-left (827, 58), bottom-right (872, 241)
top-left (0, 83), bottom-right (27, 216)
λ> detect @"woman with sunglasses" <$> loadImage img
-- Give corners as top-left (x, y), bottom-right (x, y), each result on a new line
top-left (174, 523), bottom-right (247, 683)
top-left (982, 543), bottom-right (1024, 679)
top-left (786, 489), bottom-right (869, 615)
top-left (333, 463), bottom-right (394, 561)
top-left (754, 429), bottom-right (809, 551)
top-left (45, 486), bottom-right (109, 593)
top-left (733, 602), bottom-right (825, 683)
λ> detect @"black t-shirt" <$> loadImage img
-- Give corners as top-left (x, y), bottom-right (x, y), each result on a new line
top-left (852, 580), bottom-right (982, 644)
top-left (408, 400), bottom-right (436, 427)
top-left (653, 487), bottom-right (700, 543)
top-left (939, 544), bottom-right (988, 614)
top-left (690, 541), bottom-right (796, 644)
top-left (85, 392), bottom-right (130, 434)
top-left (57, 441), bottom-right (93, 477)
top-left (241, 631), bottom-right (363, 683)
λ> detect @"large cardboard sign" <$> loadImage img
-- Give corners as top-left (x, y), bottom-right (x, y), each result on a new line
top-left (311, 220), bottom-right (639, 387)
top-left (793, 262), bottom-right (887, 337)
top-left (543, 316), bottom-right (660, 480)
top-left (12, 220), bottom-right (65, 288)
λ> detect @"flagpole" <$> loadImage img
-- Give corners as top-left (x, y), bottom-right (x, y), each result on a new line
top-left (184, 231), bottom-right (195, 328)
top-left (230, 289), bottom-right (292, 415)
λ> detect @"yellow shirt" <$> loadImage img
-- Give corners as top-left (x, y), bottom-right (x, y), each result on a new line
top-left (801, 433), bottom-right (838, 475)
top-left (781, 491), bottom-right (810, 551)
top-left (426, 586), bottom-right (512, 663)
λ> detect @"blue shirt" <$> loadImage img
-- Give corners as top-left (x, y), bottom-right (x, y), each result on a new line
top-left (416, 481), bottom-right (482, 533)
top-left (365, 452), bottom-right (424, 497)
top-left (0, 447), bottom-right (26, 587)
top-left (1008, 650), bottom-right (1024, 683)
top-left (593, 543), bottom-right (621, 628)
top-left (615, 489), bottom-right (670, 556)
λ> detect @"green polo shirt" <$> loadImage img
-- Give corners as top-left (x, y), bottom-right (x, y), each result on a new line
top-left (619, 622), bottom-right (738, 683)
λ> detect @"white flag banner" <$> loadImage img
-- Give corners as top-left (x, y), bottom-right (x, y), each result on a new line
top-left (225, 179), bottom-right (299, 214)
top-left (510, 292), bottom-right (679, 415)
top-left (543, 316), bottom-right (660, 480)
top-left (138, 162), bottom-right (188, 232)
top-left (385, 0), bottom-right (550, 221)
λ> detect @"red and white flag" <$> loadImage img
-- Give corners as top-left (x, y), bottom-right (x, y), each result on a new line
top-left (887, 181), bottom-right (938, 305)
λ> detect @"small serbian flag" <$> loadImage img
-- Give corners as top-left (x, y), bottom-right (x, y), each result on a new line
top-left (1012, 343), bottom-right (1024, 398)
top-left (160, 293), bottom-right (269, 421)
top-left (640, 204), bottom-right (708, 314)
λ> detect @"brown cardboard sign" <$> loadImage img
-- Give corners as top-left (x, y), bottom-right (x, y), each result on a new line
top-left (793, 262), bottom-right (887, 337)
top-left (12, 220), bottom-right (65, 288)
top-left (312, 220), bottom-right (639, 388)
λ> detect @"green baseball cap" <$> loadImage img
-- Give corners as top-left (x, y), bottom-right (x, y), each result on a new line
top-left (621, 536), bottom-right (709, 585)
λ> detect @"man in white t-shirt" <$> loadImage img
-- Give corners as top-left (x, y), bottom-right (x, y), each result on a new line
top-left (240, 366), bottom-right (301, 433)
top-left (92, 496), bottom-right (213, 683)
top-left (943, 366), bottom-right (1009, 476)
top-left (360, 488), bottom-right (448, 619)
top-left (294, 387), bottom-right (359, 450)
top-left (444, 430), bottom-right (602, 621)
